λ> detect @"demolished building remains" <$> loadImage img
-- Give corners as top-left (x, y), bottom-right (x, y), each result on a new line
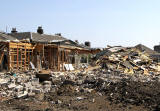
top-left (1, 27), bottom-right (160, 110)
top-left (0, 27), bottom-right (99, 72)
top-left (95, 44), bottom-right (160, 75)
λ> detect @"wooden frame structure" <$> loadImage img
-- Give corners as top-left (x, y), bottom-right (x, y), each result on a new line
top-left (0, 41), bottom-right (93, 72)
top-left (9, 42), bottom-right (35, 71)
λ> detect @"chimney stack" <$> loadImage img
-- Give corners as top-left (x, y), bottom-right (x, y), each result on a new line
top-left (85, 41), bottom-right (91, 47)
top-left (55, 33), bottom-right (61, 36)
top-left (37, 26), bottom-right (43, 34)
top-left (75, 40), bottom-right (79, 44)
top-left (11, 28), bottom-right (17, 33)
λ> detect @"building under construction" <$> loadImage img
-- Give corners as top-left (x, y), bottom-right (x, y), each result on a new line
top-left (0, 27), bottom-right (99, 72)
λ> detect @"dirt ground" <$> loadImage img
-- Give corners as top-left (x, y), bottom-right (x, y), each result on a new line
top-left (1, 79), bottom-right (160, 111)
top-left (0, 92), bottom-right (147, 111)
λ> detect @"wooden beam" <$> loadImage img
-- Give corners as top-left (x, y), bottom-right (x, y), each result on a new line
top-left (24, 45), bottom-right (26, 70)
top-left (17, 45), bottom-right (19, 70)
top-left (57, 46), bottom-right (60, 71)
top-left (21, 48), bottom-right (22, 70)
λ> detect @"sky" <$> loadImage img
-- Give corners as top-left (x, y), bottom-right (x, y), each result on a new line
top-left (0, 0), bottom-right (160, 48)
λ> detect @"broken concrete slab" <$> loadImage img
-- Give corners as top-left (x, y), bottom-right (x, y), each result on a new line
top-left (16, 91), bottom-right (28, 98)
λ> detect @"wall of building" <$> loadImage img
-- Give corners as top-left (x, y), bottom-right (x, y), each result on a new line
top-left (154, 45), bottom-right (160, 53)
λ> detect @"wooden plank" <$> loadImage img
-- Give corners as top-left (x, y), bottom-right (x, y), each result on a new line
top-left (9, 42), bottom-right (35, 49)
top-left (53, 48), bottom-right (55, 70)
top-left (9, 42), bottom-right (33, 46)
top-left (57, 46), bottom-right (60, 71)
top-left (21, 48), bottom-right (22, 70)
top-left (17, 45), bottom-right (19, 70)
top-left (28, 49), bottom-right (30, 70)
top-left (24, 45), bottom-right (26, 70)
top-left (49, 48), bottom-right (51, 69)
top-left (8, 43), bottom-right (10, 71)
top-left (51, 48), bottom-right (53, 68)
top-left (62, 51), bottom-right (64, 71)
top-left (59, 45), bottom-right (89, 50)
top-left (0, 52), bottom-right (4, 65)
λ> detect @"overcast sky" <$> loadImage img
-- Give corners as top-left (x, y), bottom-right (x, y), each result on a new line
top-left (0, 0), bottom-right (160, 48)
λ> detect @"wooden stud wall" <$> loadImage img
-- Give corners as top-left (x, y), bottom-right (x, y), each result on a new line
top-left (9, 42), bottom-right (34, 71)
top-left (2, 42), bottom-right (92, 71)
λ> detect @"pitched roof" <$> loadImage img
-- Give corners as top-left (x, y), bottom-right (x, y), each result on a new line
top-left (135, 44), bottom-right (158, 55)
top-left (9, 32), bottom-right (90, 50)
top-left (32, 33), bottom-right (67, 42)
top-left (0, 32), bottom-right (16, 41)
top-left (10, 32), bottom-right (67, 43)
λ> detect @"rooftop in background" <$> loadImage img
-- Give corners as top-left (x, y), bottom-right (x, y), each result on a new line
top-left (0, 32), bottom-right (16, 41)
top-left (9, 26), bottom-right (67, 43)
top-left (10, 32), bottom-right (67, 43)
top-left (135, 44), bottom-right (159, 55)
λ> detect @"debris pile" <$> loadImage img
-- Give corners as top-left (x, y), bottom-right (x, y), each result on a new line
top-left (45, 70), bottom-right (160, 110)
top-left (0, 71), bottom-right (52, 99)
top-left (96, 45), bottom-right (160, 75)
top-left (1, 44), bottom-right (160, 110)
top-left (0, 68), bottom-right (160, 110)
top-left (1, 65), bottom-right (159, 100)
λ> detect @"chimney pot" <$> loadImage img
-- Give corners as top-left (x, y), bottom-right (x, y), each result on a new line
top-left (85, 41), bottom-right (91, 47)
top-left (55, 33), bottom-right (61, 36)
top-left (11, 28), bottom-right (17, 33)
top-left (37, 26), bottom-right (43, 34)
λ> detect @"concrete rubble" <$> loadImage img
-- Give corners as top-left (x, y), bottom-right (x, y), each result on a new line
top-left (0, 67), bottom-right (160, 110)
top-left (0, 71), bottom-right (45, 99)
top-left (1, 66), bottom-right (158, 100)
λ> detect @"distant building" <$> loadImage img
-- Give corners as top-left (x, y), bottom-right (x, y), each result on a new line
top-left (135, 44), bottom-right (160, 62)
top-left (154, 45), bottom-right (160, 53)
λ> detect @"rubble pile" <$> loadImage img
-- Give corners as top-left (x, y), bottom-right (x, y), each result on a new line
top-left (47, 70), bottom-right (160, 110)
top-left (0, 71), bottom-right (52, 99)
top-left (96, 46), bottom-right (160, 75)
top-left (1, 69), bottom-right (160, 110)
top-left (1, 68), bottom-right (160, 99)
top-left (104, 79), bottom-right (160, 110)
